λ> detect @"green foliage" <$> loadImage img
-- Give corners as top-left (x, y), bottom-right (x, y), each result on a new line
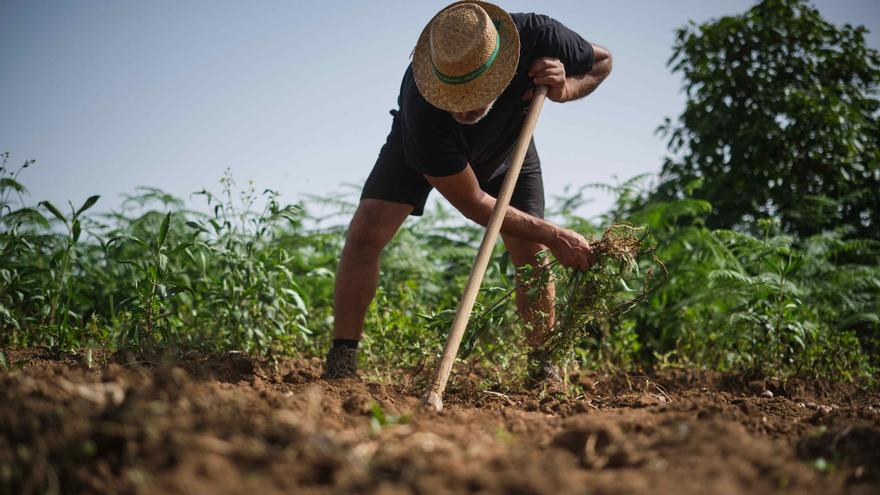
top-left (585, 176), bottom-right (879, 381)
top-left (0, 163), bottom-right (319, 355)
top-left (107, 211), bottom-right (192, 350)
top-left (178, 174), bottom-right (314, 354)
top-left (534, 225), bottom-right (658, 368)
top-left (1, 151), bottom-right (876, 383)
top-left (0, 153), bottom-right (104, 348)
top-left (656, 0), bottom-right (880, 237)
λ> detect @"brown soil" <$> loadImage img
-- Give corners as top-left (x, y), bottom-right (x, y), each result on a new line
top-left (1, 347), bottom-right (878, 495)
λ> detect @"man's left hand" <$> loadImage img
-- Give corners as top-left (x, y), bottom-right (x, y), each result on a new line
top-left (528, 57), bottom-right (567, 102)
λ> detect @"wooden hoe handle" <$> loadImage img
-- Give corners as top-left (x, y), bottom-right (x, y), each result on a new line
top-left (424, 85), bottom-right (549, 411)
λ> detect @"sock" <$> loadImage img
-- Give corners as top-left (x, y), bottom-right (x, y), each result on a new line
top-left (332, 339), bottom-right (359, 350)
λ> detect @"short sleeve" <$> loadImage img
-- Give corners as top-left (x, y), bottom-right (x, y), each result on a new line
top-left (526, 14), bottom-right (594, 75)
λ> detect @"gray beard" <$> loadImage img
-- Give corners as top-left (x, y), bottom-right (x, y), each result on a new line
top-left (452, 99), bottom-right (496, 125)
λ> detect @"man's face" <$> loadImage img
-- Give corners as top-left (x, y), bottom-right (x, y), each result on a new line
top-left (449, 98), bottom-right (496, 125)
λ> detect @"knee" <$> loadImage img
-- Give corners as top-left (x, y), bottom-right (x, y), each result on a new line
top-left (344, 228), bottom-right (385, 261)
top-left (342, 199), bottom-right (412, 260)
top-left (344, 206), bottom-right (395, 257)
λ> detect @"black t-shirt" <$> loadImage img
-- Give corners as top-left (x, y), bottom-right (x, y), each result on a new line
top-left (397, 13), bottom-right (594, 181)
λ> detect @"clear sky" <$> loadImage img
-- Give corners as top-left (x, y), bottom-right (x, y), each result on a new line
top-left (2, 1), bottom-right (878, 220)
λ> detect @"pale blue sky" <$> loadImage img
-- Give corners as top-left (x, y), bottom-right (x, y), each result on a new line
top-left (2, 1), bottom-right (878, 219)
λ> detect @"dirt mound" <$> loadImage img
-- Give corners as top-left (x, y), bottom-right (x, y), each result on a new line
top-left (1, 348), bottom-right (878, 494)
top-left (797, 425), bottom-right (880, 482)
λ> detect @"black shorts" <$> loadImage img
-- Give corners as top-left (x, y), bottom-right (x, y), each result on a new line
top-left (361, 111), bottom-right (545, 218)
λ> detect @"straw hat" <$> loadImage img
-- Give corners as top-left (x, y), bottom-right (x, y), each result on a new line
top-left (412, 1), bottom-right (520, 113)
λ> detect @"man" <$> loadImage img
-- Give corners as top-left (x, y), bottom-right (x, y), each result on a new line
top-left (323, 1), bottom-right (612, 380)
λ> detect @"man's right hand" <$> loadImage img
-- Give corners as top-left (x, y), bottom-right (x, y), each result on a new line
top-left (549, 228), bottom-right (595, 271)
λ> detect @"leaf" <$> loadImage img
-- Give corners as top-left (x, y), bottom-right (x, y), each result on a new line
top-left (158, 253), bottom-right (168, 272)
top-left (308, 267), bottom-right (334, 278)
top-left (158, 212), bottom-right (171, 249)
top-left (185, 221), bottom-right (208, 234)
top-left (107, 235), bottom-right (150, 252)
top-left (4, 207), bottom-right (50, 228)
top-left (282, 288), bottom-right (309, 316)
top-left (72, 219), bottom-right (81, 243)
top-left (0, 177), bottom-right (26, 194)
top-left (293, 322), bottom-right (313, 336)
top-left (115, 259), bottom-right (148, 276)
top-left (167, 242), bottom-right (194, 256)
top-left (74, 195), bottom-right (100, 218)
top-left (39, 201), bottom-right (66, 223)
top-left (498, 250), bottom-right (510, 287)
top-left (0, 304), bottom-right (19, 330)
top-left (708, 269), bottom-right (752, 286)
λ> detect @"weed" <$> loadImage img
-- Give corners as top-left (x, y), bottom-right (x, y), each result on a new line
top-left (369, 402), bottom-right (411, 435)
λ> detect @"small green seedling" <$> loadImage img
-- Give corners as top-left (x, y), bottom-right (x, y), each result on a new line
top-left (370, 402), bottom-right (411, 435)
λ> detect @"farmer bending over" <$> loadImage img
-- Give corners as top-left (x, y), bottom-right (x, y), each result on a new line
top-left (323, 1), bottom-right (611, 382)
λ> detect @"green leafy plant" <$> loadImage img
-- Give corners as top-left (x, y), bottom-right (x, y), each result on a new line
top-left (181, 173), bottom-right (314, 354)
top-left (107, 212), bottom-right (192, 350)
top-left (655, 0), bottom-right (880, 238)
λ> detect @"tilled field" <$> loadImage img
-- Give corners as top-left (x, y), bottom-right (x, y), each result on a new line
top-left (1, 348), bottom-right (878, 495)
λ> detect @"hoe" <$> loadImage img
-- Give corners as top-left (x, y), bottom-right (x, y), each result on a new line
top-left (424, 85), bottom-right (549, 411)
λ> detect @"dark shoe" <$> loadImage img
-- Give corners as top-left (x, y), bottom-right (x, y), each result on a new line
top-left (321, 346), bottom-right (359, 379)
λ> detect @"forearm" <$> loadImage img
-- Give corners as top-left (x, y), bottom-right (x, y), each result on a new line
top-left (425, 166), bottom-right (593, 270)
top-left (462, 191), bottom-right (559, 246)
top-left (423, 167), bottom-right (562, 247)
top-left (560, 71), bottom-right (605, 102)
top-left (559, 45), bottom-right (612, 102)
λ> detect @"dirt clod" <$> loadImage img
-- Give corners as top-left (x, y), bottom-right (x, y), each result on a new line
top-left (343, 392), bottom-right (374, 415)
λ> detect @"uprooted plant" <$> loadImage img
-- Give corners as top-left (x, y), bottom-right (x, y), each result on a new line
top-left (455, 224), bottom-right (665, 374)
top-left (533, 224), bottom-right (664, 366)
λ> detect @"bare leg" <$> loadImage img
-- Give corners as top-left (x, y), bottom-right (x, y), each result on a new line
top-left (501, 234), bottom-right (556, 348)
top-left (333, 199), bottom-right (413, 341)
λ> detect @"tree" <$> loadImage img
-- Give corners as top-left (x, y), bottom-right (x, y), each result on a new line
top-left (656, 0), bottom-right (880, 238)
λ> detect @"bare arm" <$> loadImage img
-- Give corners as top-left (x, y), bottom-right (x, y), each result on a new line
top-left (529, 44), bottom-right (613, 103)
top-left (424, 166), bottom-right (594, 270)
